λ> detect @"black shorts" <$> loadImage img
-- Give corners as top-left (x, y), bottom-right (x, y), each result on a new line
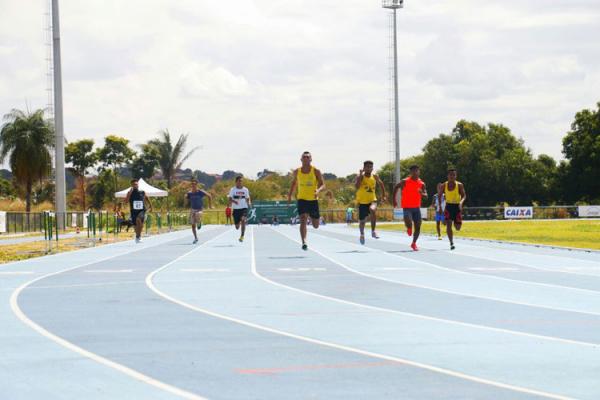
top-left (233, 208), bottom-right (248, 225)
top-left (131, 210), bottom-right (145, 223)
top-left (445, 204), bottom-right (463, 223)
top-left (403, 208), bottom-right (422, 223)
top-left (358, 203), bottom-right (375, 220)
top-left (297, 200), bottom-right (320, 219)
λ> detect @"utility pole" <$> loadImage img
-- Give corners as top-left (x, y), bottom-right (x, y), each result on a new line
top-left (52, 0), bottom-right (66, 226)
top-left (382, 0), bottom-right (403, 184)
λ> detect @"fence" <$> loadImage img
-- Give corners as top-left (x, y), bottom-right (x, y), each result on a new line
top-left (0, 205), bottom-right (596, 236)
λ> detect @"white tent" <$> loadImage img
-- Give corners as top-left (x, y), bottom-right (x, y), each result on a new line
top-left (114, 178), bottom-right (168, 198)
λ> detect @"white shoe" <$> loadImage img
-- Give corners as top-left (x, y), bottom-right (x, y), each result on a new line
top-left (135, 237), bottom-right (141, 243)
top-left (193, 239), bottom-right (198, 244)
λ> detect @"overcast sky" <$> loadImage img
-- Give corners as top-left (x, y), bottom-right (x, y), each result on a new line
top-left (1, 0), bottom-right (599, 177)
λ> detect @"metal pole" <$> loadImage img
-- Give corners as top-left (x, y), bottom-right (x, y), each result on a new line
top-left (52, 0), bottom-right (67, 227)
top-left (392, 8), bottom-right (401, 184)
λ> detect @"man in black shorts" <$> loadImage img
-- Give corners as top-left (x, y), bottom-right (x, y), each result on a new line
top-left (228, 176), bottom-right (252, 242)
top-left (438, 168), bottom-right (466, 250)
top-left (125, 179), bottom-right (153, 243)
top-left (287, 151), bottom-right (325, 250)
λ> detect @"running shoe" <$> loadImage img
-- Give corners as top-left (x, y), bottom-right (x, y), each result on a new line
top-left (239, 236), bottom-right (244, 242)
top-left (193, 239), bottom-right (198, 244)
top-left (450, 243), bottom-right (455, 250)
top-left (437, 236), bottom-right (442, 240)
top-left (411, 242), bottom-right (418, 251)
top-left (371, 231), bottom-right (380, 239)
top-left (407, 227), bottom-right (413, 236)
top-left (302, 243), bottom-right (308, 251)
top-left (360, 235), bottom-right (365, 245)
top-left (135, 237), bottom-right (141, 243)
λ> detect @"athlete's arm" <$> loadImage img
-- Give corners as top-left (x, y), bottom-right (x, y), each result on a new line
top-left (420, 182), bottom-right (428, 199)
top-left (458, 183), bottom-right (467, 210)
top-left (287, 170), bottom-right (298, 204)
top-left (246, 189), bottom-right (252, 208)
top-left (145, 194), bottom-right (153, 213)
top-left (355, 170), bottom-right (364, 189)
top-left (201, 190), bottom-right (213, 209)
top-left (314, 168), bottom-right (326, 196)
top-left (124, 189), bottom-right (132, 205)
top-left (375, 175), bottom-right (387, 202)
top-left (391, 181), bottom-right (404, 208)
top-left (437, 184), bottom-right (445, 213)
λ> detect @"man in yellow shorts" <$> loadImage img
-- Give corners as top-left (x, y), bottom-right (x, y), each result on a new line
top-left (355, 160), bottom-right (387, 245)
top-left (288, 151), bottom-right (326, 250)
top-left (438, 168), bottom-right (466, 250)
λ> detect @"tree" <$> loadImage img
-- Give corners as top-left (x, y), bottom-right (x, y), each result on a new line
top-left (560, 102), bottom-right (600, 202)
top-left (65, 139), bottom-right (97, 210)
top-left (147, 130), bottom-right (199, 189)
top-left (131, 143), bottom-right (160, 180)
top-left (0, 109), bottom-right (54, 211)
top-left (96, 135), bottom-right (135, 198)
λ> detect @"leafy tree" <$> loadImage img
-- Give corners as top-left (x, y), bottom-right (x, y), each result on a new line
top-left (147, 130), bottom-right (199, 188)
top-left (0, 109), bottom-right (54, 211)
top-left (193, 170), bottom-right (217, 188)
top-left (560, 102), bottom-right (600, 202)
top-left (65, 139), bottom-right (97, 210)
top-left (131, 143), bottom-right (160, 180)
top-left (0, 178), bottom-right (15, 198)
top-left (222, 170), bottom-right (242, 181)
top-left (96, 135), bottom-right (135, 199)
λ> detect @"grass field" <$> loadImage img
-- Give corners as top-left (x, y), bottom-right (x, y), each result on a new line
top-left (378, 219), bottom-right (600, 250)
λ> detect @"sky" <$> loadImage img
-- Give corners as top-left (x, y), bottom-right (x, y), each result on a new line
top-left (1, 0), bottom-right (599, 178)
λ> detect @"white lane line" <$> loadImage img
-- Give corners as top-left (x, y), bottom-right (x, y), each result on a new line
top-left (268, 227), bottom-right (600, 347)
top-left (452, 249), bottom-right (600, 278)
top-left (84, 269), bottom-right (134, 273)
top-left (10, 232), bottom-right (215, 400)
top-left (0, 271), bottom-right (35, 275)
top-left (315, 229), bottom-right (600, 296)
top-left (147, 227), bottom-right (573, 400)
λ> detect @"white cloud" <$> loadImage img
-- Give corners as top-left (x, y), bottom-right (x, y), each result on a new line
top-left (1, 0), bottom-right (599, 177)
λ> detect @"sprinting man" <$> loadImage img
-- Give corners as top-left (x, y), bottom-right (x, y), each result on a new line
top-left (187, 179), bottom-right (212, 244)
top-left (228, 176), bottom-right (252, 242)
top-left (392, 165), bottom-right (427, 251)
top-left (287, 151), bottom-right (325, 250)
top-left (355, 160), bottom-right (387, 244)
top-left (431, 186), bottom-right (446, 240)
top-left (125, 179), bottom-right (153, 243)
top-left (438, 168), bottom-right (466, 250)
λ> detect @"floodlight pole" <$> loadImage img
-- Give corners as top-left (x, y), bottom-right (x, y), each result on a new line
top-left (52, 0), bottom-right (66, 226)
top-left (383, 0), bottom-right (403, 184)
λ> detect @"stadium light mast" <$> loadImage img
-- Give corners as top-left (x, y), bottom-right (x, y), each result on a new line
top-left (382, 0), bottom-right (403, 184)
top-left (52, 0), bottom-right (67, 224)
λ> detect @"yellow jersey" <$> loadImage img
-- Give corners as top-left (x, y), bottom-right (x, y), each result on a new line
top-left (297, 166), bottom-right (318, 201)
top-left (356, 175), bottom-right (377, 204)
top-left (444, 181), bottom-right (462, 204)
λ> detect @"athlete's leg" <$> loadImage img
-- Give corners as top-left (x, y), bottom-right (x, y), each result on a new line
top-left (299, 213), bottom-right (308, 243)
top-left (241, 215), bottom-right (247, 237)
top-left (436, 219), bottom-right (441, 237)
top-left (413, 218), bottom-right (422, 243)
top-left (446, 221), bottom-right (454, 244)
top-left (370, 203), bottom-right (377, 232)
top-left (359, 218), bottom-right (366, 236)
top-left (135, 216), bottom-right (143, 239)
top-left (311, 217), bottom-right (319, 229)
top-left (191, 223), bottom-right (197, 240)
top-left (403, 213), bottom-right (413, 236)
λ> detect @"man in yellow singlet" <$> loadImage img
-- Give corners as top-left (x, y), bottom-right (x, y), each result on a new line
top-left (355, 160), bottom-right (387, 245)
top-left (438, 168), bottom-right (466, 250)
top-left (288, 151), bottom-right (326, 250)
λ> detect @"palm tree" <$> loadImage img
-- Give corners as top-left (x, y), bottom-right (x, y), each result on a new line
top-left (0, 109), bottom-right (54, 212)
top-left (148, 130), bottom-right (199, 188)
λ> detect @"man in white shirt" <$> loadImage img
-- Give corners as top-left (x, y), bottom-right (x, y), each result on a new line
top-left (228, 176), bottom-right (252, 242)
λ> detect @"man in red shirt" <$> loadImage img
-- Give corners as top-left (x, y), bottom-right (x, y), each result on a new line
top-left (392, 165), bottom-right (428, 251)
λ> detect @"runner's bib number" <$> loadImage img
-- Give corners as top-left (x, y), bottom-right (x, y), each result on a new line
top-left (133, 201), bottom-right (144, 210)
